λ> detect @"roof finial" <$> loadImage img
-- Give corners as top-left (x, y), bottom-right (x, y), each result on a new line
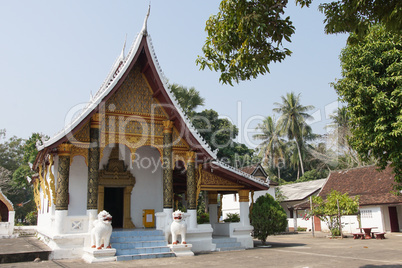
top-left (120, 34), bottom-right (127, 59)
top-left (141, 3), bottom-right (151, 36)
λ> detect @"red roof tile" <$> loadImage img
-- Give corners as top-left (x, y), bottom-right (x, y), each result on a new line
top-left (319, 165), bottom-right (402, 206)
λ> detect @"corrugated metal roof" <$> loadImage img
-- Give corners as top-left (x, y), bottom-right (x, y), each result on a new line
top-left (279, 179), bottom-right (327, 201)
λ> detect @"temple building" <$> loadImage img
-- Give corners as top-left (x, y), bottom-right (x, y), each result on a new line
top-left (0, 188), bottom-right (15, 237)
top-left (33, 11), bottom-right (269, 260)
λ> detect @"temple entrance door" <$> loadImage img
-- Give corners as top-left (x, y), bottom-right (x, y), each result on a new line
top-left (104, 187), bottom-right (124, 229)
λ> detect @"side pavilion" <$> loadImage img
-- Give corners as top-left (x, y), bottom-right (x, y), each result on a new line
top-left (32, 12), bottom-right (268, 259)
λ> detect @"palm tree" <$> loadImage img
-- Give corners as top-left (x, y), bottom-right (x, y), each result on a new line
top-left (273, 92), bottom-right (314, 176)
top-left (253, 116), bottom-right (285, 179)
top-left (169, 83), bottom-right (205, 117)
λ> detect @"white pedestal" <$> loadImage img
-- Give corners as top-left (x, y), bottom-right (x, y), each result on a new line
top-left (82, 248), bottom-right (116, 263)
top-left (168, 244), bottom-right (194, 257)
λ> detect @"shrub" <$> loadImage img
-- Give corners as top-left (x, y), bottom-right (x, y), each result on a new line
top-left (223, 213), bottom-right (240, 222)
top-left (251, 194), bottom-right (287, 245)
top-left (197, 212), bottom-right (209, 224)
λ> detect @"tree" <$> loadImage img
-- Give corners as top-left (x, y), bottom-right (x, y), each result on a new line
top-left (333, 25), bottom-right (402, 189)
top-left (192, 109), bottom-right (238, 154)
top-left (297, 169), bottom-right (328, 182)
top-left (170, 83), bottom-right (257, 166)
top-left (218, 141), bottom-right (257, 167)
top-left (310, 190), bottom-right (359, 237)
top-left (196, 0), bottom-right (295, 86)
top-left (169, 83), bottom-right (205, 117)
top-left (319, 0), bottom-right (401, 37)
top-left (251, 193), bottom-right (287, 245)
top-left (0, 132), bottom-right (44, 224)
top-left (254, 116), bottom-right (285, 179)
top-left (0, 135), bottom-right (24, 172)
top-left (198, 0), bottom-right (401, 85)
top-left (273, 92), bottom-right (314, 176)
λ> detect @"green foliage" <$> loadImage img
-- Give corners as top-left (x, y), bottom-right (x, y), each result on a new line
top-left (297, 226), bottom-right (307, 232)
top-left (198, 0), bottom-right (400, 85)
top-left (274, 187), bottom-right (287, 202)
top-left (311, 190), bottom-right (359, 237)
top-left (168, 83), bottom-right (205, 117)
top-left (218, 141), bottom-right (257, 167)
top-left (223, 212), bottom-right (240, 223)
top-left (319, 0), bottom-right (401, 38)
top-left (251, 194), bottom-right (287, 244)
top-left (254, 116), bottom-right (285, 179)
top-left (25, 210), bottom-right (37, 225)
top-left (197, 212), bottom-right (210, 224)
top-left (297, 169), bottom-right (328, 182)
top-left (0, 132), bottom-right (44, 224)
top-left (192, 109), bottom-right (238, 153)
top-left (196, 0), bottom-right (295, 85)
top-left (169, 85), bottom-right (257, 166)
top-left (273, 92), bottom-right (314, 176)
top-left (0, 135), bottom-right (24, 172)
top-left (333, 25), bottom-right (402, 189)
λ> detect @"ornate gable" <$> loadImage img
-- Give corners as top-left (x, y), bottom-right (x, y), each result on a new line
top-left (106, 65), bottom-right (166, 117)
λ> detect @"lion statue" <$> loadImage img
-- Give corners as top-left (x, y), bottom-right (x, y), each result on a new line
top-left (91, 210), bottom-right (113, 250)
top-left (170, 210), bottom-right (187, 245)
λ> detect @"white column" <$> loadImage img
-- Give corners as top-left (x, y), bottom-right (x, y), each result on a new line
top-left (239, 202), bottom-right (250, 226)
top-left (8, 211), bottom-right (15, 235)
top-left (209, 204), bottom-right (218, 224)
top-left (187, 209), bottom-right (197, 229)
top-left (87, 209), bottom-right (98, 231)
top-left (55, 210), bottom-right (68, 234)
top-left (238, 190), bottom-right (250, 226)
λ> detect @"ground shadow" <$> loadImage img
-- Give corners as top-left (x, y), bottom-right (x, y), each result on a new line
top-left (253, 240), bottom-right (306, 248)
top-left (360, 265), bottom-right (402, 268)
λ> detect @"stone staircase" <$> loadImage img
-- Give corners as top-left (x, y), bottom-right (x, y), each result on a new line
top-left (111, 229), bottom-right (175, 261)
top-left (212, 236), bottom-right (245, 251)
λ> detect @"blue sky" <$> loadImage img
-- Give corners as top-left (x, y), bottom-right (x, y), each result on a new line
top-left (0, 1), bottom-right (347, 148)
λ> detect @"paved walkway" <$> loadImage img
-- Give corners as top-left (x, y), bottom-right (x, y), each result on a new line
top-left (1, 233), bottom-right (402, 267)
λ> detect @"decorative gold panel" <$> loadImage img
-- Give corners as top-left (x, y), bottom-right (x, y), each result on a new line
top-left (199, 169), bottom-right (243, 191)
top-left (105, 66), bottom-right (167, 117)
top-left (72, 122), bottom-right (90, 143)
top-left (70, 145), bottom-right (89, 166)
top-left (33, 179), bottom-right (41, 210)
top-left (100, 133), bottom-right (163, 161)
top-left (48, 155), bottom-right (56, 206)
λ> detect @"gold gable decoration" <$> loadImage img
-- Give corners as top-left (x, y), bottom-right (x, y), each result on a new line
top-left (72, 122), bottom-right (90, 143)
top-left (199, 168), bottom-right (243, 192)
top-left (105, 66), bottom-right (166, 117)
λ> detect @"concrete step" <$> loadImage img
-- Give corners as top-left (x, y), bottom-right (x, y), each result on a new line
top-left (116, 252), bottom-right (175, 261)
top-left (212, 237), bottom-right (245, 252)
top-left (111, 229), bottom-right (175, 262)
top-left (0, 237), bottom-right (51, 264)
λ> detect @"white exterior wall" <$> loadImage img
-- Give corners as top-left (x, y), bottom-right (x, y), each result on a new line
top-left (360, 206), bottom-right (385, 232)
top-left (221, 194), bottom-right (240, 220)
top-left (221, 187), bottom-right (276, 220)
top-left (130, 146), bottom-right (163, 227)
top-left (68, 156), bottom-right (88, 216)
